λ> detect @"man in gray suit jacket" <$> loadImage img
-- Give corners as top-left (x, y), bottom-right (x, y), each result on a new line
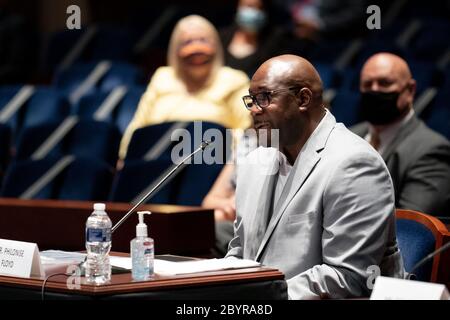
top-left (352, 53), bottom-right (450, 218)
top-left (226, 55), bottom-right (404, 299)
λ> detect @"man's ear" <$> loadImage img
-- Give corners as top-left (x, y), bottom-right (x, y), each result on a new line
top-left (297, 88), bottom-right (312, 111)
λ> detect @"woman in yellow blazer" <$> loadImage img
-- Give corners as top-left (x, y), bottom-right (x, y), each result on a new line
top-left (119, 15), bottom-right (252, 159)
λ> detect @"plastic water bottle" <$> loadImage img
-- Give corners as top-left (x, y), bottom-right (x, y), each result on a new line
top-left (85, 203), bottom-right (112, 284)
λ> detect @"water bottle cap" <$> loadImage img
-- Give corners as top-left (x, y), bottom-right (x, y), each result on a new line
top-left (93, 203), bottom-right (106, 211)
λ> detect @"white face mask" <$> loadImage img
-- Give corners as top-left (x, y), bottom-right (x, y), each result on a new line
top-left (236, 7), bottom-right (267, 32)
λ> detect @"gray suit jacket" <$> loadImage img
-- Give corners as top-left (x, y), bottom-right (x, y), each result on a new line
top-left (352, 116), bottom-right (450, 218)
top-left (226, 111), bottom-right (404, 299)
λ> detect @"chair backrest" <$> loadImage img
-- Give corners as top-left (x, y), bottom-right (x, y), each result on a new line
top-left (1, 156), bottom-right (114, 201)
top-left (314, 62), bottom-right (336, 90)
top-left (66, 120), bottom-right (121, 166)
top-left (0, 157), bottom-right (61, 199)
top-left (173, 162), bottom-right (224, 206)
top-left (14, 122), bottom-right (63, 160)
top-left (0, 86), bottom-right (23, 132)
top-left (115, 86), bottom-right (145, 133)
top-left (74, 91), bottom-right (111, 121)
top-left (329, 90), bottom-right (361, 127)
top-left (58, 157), bottom-right (114, 201)
top-left (98, 63), bottom-right (143, 92)
top-left (109, 158), bottom-right (175, 204)
top-left (125, 122), bottom-right (188, 161)
top-left (395, 209), bottom-right (450, 283)
top-left (14, 120), bottom-right (121, 166)
top-left (22, 87), bottom-right (71, 129)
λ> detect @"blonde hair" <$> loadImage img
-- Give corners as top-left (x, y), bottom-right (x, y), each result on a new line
top-left (167, 15), bottom-right (224, 84)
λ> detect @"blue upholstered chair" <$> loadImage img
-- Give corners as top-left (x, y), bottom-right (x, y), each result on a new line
top-left (21, 87), bottom-right (71, 129)
top-left (58, 157), bottom-right (114, 201)
top-left (0, 157), bottom-right (61, 199)
top-left (395, 209), bottom-right (450, 282)
top-left (109, 158), bottom-right (175, 204)
top-left (1, 156), bottom-right (114, 201)
top-left (329, 90), bottom-right (361, 128)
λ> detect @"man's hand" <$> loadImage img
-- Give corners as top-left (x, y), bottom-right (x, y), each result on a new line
top-left (214, 195), bottom-right (236, 221)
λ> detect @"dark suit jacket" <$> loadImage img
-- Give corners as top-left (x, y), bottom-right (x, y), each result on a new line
top-left (352, 116), bottom-right (450, 218)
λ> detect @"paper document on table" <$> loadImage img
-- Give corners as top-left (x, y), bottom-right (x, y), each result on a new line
top-left (109, 257), bottom-right (260, 275)
top-left (154, 258), bottom-right (260, 275)
top-left (39, 250), bottom-right (86, 275)
top-left (110, 256), bottom-right (132, 270)
top-left (40, 250), bottom-right (86, 265)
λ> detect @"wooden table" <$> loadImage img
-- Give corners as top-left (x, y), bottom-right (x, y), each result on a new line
top-left (0, 254), bottom-right (287, 300)
top-left (0, 198), bottom-right (215, 255)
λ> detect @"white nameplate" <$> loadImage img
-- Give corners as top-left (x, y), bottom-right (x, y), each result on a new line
top-left (0, 239), bottom-right (44, 278)
top-left (371, 276), bottom-right (450, 300)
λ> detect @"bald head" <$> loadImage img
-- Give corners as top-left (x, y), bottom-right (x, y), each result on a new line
top-left (360, 53), bottom-right (414, 91)
top-left (251, 54), bottom-right (324, 105)
top-left (247, 55), bottom-right (327, 163)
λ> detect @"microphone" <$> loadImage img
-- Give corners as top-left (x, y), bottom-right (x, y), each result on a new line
top-left (111, 140), bottom-right (211, 233)
top-left (407, 240), bottom-right (450, 280)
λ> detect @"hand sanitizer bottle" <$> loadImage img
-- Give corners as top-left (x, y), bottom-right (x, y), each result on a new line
top-left (131, 211), bottom-right (154, 281)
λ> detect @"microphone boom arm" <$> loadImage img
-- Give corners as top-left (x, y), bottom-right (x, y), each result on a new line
top-left (111, 140), bottom-right (210, 234)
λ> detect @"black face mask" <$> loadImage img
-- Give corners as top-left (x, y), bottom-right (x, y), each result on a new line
top-left (359, 91), bottom-right (405, 125)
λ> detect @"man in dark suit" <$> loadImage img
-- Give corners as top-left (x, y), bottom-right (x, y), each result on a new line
top-left (352, 53), bottom-right (450, 218)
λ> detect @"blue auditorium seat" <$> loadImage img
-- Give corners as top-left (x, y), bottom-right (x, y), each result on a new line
top-left (53, 62), bottom-right (100, 96)
top-left (1, 157), bottom-right (61, 199)
top-left (53, 62), bottom-right (144, 99)
top-left (424, 105), bottom-right (450, 141)
top-left (1, 156), bottom-right (114, 201)
top-left (15, 122), bottom-right (63, 160)
top-left (0, 85), bottom-right (23, 132)
top-left (336, 67), bottom-right (360, 92)
top-left (125, 121), bottom-right (229, 162)
top-left (21, 87), bottom-right (71, 129)
top-left (58, 157), bottom-right (114, 201)
top-left (329, 90), bottom-right (361, 127)
top-left (65, 120), bottom-right (121, 166)
top-left (98, 63), bottom-right (144, 92)
top-left (125, 122), bottom-right (184, 161)
top-left (409, 61), bottom-right (438, 94)
top-left (314, 63), bottom-right (336, 89)
top-left (173, 162), bottom-right (224, 206)
top-left (74, 91), bottom-right (112, 121)
top-left (66, 120), bottom-right (121, 166)
top-left (15, 120), bottom-right (121, 166)
top-left (109, 158), bottom-right (175, 204)
top-left (115, 86), bottom-right (145, 133)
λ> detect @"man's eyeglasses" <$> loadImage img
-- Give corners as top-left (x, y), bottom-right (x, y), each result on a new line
top-left (242, 87), bottom-right (301, 110)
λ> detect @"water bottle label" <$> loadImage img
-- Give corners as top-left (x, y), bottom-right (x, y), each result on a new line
top-left (144, 248), bottom-right (153, 255)
top-left (86, 228), bottom-right (111, 242)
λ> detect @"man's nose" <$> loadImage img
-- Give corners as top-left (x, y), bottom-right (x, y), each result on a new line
top-left (369, 82), bottom-right (380, 91)
top-left (249, 104), bottom-right (263, 116)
